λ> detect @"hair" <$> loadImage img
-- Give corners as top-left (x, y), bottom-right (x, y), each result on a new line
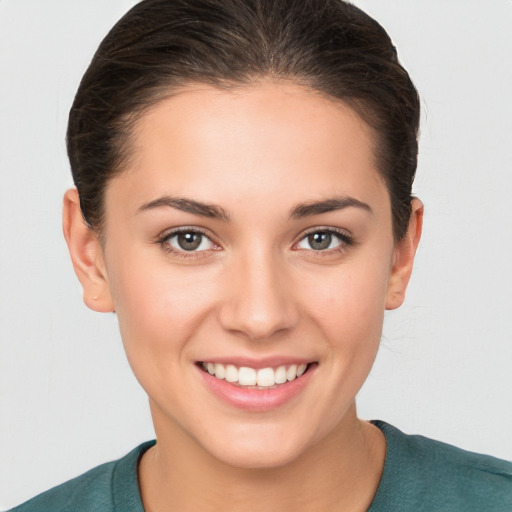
top-left (67, 0), bottom-right (420, 240)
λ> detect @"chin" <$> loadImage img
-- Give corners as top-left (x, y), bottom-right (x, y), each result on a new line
top-left (197, 423), bottom-right (317, 470)
top-left (212, 444), bottom-right (304, 470)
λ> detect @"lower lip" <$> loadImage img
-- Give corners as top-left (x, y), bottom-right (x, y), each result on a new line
top-left (197, 365), bottom-right (316, 412)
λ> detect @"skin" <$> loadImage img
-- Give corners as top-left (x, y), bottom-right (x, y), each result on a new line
top-left (63, 81), bottom-right (422, 511)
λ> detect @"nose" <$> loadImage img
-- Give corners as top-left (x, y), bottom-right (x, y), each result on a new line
top-left (218, 249), bottom-right (300, 341)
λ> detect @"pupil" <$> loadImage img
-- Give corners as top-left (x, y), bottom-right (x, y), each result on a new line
top-left (178, 232), bottom-right (201, 251)
top-left (308, 232), bottom-right (331, 250)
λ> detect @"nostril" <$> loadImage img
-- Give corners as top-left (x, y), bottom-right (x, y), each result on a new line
top-left (216, 268), bottom-right (300, 340)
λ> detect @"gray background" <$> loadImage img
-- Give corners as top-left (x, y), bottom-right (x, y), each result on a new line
top-left (1, 0), bottom-right (511, 509)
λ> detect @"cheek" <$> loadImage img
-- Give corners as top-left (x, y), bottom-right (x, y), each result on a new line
top-left (305, 257), bottom-right (391, 343)
top-left (106, 253), bottom-right (219, 366)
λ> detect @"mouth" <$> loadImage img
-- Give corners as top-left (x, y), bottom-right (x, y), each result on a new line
top-left (198, 361), bottom-right (313, 390)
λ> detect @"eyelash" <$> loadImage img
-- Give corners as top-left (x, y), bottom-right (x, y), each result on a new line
top-left (157, 227), bottom-right (219, 259)
top-left (294, 227), bottom-right (354, 255)
top-left (156, 226), bottom-right (354, 259)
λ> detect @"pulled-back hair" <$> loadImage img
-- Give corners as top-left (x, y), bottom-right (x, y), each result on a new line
top-left (67, 0), bottom-right (420, 239)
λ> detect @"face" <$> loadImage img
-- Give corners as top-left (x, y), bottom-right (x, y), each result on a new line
top-left (78, 82), bottom-right (416, 469)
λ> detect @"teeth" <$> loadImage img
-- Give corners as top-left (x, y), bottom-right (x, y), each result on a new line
top-left (201, 362), bottom-right (309, 388)
top-left (256, 367), bottom-right (275, 387)
top-left (214, 363), bottom-right (226, 380)
top-left (286, 365), bottom-right (297, 381)
top-left (275, 366), bottom-right (287, 384)
top-left (238, 367), bottom-right (257, 386)
top-left (225, 364), bottom-right (238, 383)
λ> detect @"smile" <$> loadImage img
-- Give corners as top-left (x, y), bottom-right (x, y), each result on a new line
top-left (200, 362), bottom-right (309, 389)
top-left (197, 360), bottom-right (317, 411)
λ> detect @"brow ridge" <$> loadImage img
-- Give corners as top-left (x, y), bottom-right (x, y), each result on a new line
top-left (138, 195), bottom-right (370, 221)
top-left (290, 196), bottom-right (372, 219)
top-left (137, 196), bottom-right (230, 221)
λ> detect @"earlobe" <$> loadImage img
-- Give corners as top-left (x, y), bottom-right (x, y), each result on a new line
top-left (385, 198), bottom-right (423, 310)
top-left (62, 189), bottom-right (114, 313)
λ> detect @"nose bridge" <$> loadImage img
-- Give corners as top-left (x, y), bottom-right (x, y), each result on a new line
top-left (218, 245), bottom-right (298, 340)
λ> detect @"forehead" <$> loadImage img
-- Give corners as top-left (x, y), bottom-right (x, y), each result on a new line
top-left (107, 81), bottom-right (389, 218)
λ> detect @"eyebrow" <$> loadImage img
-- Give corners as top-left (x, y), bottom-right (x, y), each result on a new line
top-left (137, 194), bottom-right (372, 221)
top-left (290, 196), bottom-right (372, 218)
top-left (137, 196), bottom-right (230, 221)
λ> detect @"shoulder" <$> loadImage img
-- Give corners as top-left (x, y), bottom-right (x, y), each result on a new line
top-left (370, 421), bottom-right (512, 512)
top-left (7, 441), bottom-right (154, 512)
top-left (7, 460), bottom-right (118, 512)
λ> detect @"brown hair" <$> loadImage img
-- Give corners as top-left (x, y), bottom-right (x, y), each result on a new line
top-left (67, 0), bottom-right (420, 239)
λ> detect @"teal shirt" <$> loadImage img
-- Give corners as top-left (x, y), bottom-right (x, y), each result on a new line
top-left (9, 421), bottom-right (512, 511)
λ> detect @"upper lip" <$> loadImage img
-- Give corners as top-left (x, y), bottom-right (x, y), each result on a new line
top-left (196, 356), bottom-right (315, 369)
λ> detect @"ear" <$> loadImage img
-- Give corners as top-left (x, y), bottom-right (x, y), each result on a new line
top-left (62, 189), bottom-right (114, 313)
top-left (385, 198), bottom-right (424, 310)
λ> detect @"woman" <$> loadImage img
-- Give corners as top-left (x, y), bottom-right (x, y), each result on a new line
top-left (5, 0), bottom-right (511, 510)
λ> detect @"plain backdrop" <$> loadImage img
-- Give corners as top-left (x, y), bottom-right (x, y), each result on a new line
top-left (1, 0), bottom-right (511, 509)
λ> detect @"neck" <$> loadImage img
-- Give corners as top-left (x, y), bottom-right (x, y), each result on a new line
top-left (139, 402), bottom-right (385, 512)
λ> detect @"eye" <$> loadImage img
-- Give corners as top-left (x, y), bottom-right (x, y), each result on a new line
top-left (162, 229), bottom-right (215, 253)
top-left (296, 229), bottom-right (352, 251)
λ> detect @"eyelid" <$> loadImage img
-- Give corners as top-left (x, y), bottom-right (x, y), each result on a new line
top-left (156, 226), bottom-right (221, 255)
top-left (154, 225), bottom-right (354, 257)
top-left (293, 226), bottom-right (354, 251)
top-left (157, 225), bottom-right (207, 241)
